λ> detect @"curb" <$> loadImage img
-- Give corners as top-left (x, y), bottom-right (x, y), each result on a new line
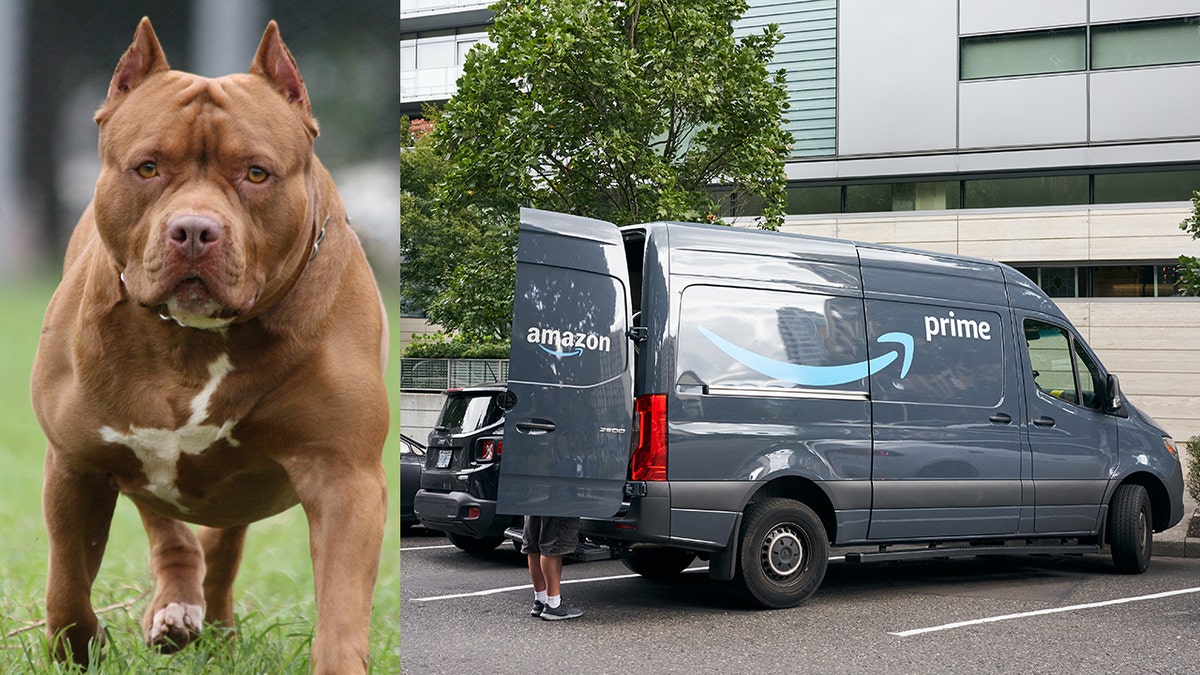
top-left (1154, 509), bottom-right (1200, 559)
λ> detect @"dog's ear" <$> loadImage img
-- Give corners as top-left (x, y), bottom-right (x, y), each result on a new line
top-left (95, 17), bottom-right (170, 124)
top-left (250, 21), bottom-right (319, 138)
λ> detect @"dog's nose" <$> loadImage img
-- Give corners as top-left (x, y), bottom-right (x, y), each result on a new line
top-left (167, 215), bottom-right (221, 261)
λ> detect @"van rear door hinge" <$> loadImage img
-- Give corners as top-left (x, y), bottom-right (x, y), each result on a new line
top-left (626, 326), bottom-right (648, 342)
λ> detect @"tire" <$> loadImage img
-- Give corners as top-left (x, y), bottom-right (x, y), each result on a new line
top-left (446, 532), bottom-right (505, 554)
top-left (734, 498), bottom-right (829, 608)
top-left (1109, 483), bottom-right (1153, 574)
top-left (621, 548), bottom-right (697, 580)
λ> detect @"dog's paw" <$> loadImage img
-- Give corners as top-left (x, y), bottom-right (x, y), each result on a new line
top-left (146, 602), bottom-right (203, 653)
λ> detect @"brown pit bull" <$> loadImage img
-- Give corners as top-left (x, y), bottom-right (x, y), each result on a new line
top-left (30, 18), bottom-right (389, 673)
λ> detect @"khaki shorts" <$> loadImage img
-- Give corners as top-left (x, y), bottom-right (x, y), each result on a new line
top-left (521, 516), bottom-right (580, 557)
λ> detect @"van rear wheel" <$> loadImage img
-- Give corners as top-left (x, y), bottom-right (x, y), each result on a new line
top-left (1109, 483), bottom-right (1153, 574)
top-left (735, 498), bottom-right (828, 608)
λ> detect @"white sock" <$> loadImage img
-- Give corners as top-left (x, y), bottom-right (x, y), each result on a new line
top-left (535, 590), bottom-right (548, 604)
top-left (546, 595), bottom-right (561, 608)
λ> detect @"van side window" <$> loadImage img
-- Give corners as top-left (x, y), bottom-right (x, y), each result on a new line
top-left (1023, 319), bottom-right (1101, 410)
top-left (1072, 340), bottom-right (1104, 410)
top-left (678, 285), bottom-right (867, 394)
top-left (866, 300), bottom-right (1004, 407)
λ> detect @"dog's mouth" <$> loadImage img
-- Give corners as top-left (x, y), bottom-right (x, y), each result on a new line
top-left (155, 277), bottom-right (245, 329)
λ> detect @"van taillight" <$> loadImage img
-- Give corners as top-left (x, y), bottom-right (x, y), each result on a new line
top-left (629, 394), bottom-right (667, 481)
top-left (477, 438), bottom-right (502, 462)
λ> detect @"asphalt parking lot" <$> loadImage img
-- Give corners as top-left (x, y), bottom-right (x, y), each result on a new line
top-left (401, 527), bottom-right (1200, 674)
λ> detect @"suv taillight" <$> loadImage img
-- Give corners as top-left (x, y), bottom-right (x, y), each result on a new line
top-left (629, 394), bottom-right (667, 481)
top-left (477, 438), bottom-right (502, 462)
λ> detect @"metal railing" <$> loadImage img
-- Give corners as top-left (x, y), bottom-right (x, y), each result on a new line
top-left (400, 358), bottom-right (509, 391)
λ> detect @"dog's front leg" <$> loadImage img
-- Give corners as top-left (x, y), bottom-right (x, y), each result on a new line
top-left (199, 524), bottom-right (248, 632)
top-left (42, 445), bottom-right (119, 666)
top-left (290, 457), bottom-right (387, 675)
top-left (137, 506), bottom-right (206, 653)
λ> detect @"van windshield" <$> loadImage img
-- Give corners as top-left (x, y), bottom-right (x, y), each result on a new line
top-left (438, 393), bottom-right (503, 434)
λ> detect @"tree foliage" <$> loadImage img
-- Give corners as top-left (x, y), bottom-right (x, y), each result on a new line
top-left (1180, 191), bottom-right (1200, 295)
top-left (401, 117), bottom-right (516, 341)
top-left (435, 0), bottom-right (791, 228)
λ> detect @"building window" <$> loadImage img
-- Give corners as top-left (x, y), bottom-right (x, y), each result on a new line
top-left (960, 28), bottom-right (1086, 80)
top-left (400, 28), bottom-right (489, 102)
top-left (844, 181), bottom-right (960, 213)
top-left (1092, 17), bottom-right (1200, 70)
top-left (785, 185), bottom-right (841, 215)
top-left (1015, 265), bottom-right (1185, 298)
top-left (963, 175), bottom-right (1088, 209)
top-left (962, 16), bottom-right (1200, 81)
top-left (1094, 170), bottom-right (1200, 204)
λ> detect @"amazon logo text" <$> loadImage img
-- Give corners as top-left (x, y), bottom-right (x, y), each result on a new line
top-left (526, 326), bottom-right (612, 357)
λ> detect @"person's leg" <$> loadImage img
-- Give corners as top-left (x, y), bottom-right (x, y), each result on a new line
top-left (523, 516), bottom-right (549, 616)
top-left (528, 553), bottom-right (547, 592)
top-left (539, 554), bottom-right (564, 599)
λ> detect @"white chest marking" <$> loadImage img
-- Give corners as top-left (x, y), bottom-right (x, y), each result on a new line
top-left (100, 354), bottom-right (239, 509)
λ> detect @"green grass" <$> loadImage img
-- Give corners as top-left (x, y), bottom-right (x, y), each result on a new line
top-left (0, 278), bottom-right (402, 673)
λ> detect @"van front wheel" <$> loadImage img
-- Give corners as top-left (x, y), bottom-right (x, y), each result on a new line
top-left (735, 498), bottom-right (828, 608)
top-left (1109, 483), bottom-right (1153, 574)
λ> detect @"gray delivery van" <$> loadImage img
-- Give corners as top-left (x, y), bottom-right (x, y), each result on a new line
top-left (497, 208), bottom-right (1185, 608)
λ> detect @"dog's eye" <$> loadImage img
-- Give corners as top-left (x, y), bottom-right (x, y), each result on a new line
top-left (137, 162), bottom-right (157, 179)
top-left (247, 166), bottom-right (268, 184)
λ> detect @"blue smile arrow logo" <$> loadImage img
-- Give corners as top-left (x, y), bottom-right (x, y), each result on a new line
top-left (538, 344), bottom-right (583, 357)
top-left (698, 326), bottom-right (913, 387)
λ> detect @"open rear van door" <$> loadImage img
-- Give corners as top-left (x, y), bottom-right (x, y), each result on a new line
top-left (497, 208), bottom-right (634, 518)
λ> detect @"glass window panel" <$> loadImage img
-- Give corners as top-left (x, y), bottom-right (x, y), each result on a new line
top-left (961, 28), bottom-right (1086, 80)
top-left (964, 175), bottom-right (1088, 208)
top-left (785, 185), bottom-right (841, 215)
top-left (1072, 341), bottom-right (1104, 411)
top-left (846, 182), bottom-right (959, 212)
top-left (1092, 265), bottom-right (1154, 297)
top-left (845, 184), bottom-right (891, 213)
top-left (1092, 17), bottom-right (1200, 70)
top-left (401, 42), bottom-right (417, 72)
top-left (1024, 319), bottom-right (1078, 404)
top-left (457, 38), bottom-right (481, 64)
top-left (416, 39), bottom-right (455, 68)
top-left (1039, 267), bottom-right (1077, 298)
top-left (1094, 170), bottom-right (1200, 204)
top-left (1158, 265), bottom-right (1187, 297)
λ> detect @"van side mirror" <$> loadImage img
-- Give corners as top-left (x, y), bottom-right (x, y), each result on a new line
top-left (1104, 374), bottom-right (1128, 417)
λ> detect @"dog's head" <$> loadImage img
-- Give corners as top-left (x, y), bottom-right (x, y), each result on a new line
top-left (92, 18), bottom-right (324, 330)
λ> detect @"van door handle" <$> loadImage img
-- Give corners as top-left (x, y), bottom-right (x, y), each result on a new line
top-left (1033, 416), bottom-right (1056, 427)
top-left (515, 420), bottom-right (556, 434)
top-left (988, 413), bottom-right (1012, 424)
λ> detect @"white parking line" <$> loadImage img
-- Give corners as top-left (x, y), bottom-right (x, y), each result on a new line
top-left (412, 566), bottom-right (711, 602)
top-left (401, 543), bottom-right (458, 551)
top-left (891, 586), bottom-right (1200, 637)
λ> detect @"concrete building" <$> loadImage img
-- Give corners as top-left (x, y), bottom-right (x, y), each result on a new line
top-left (402, 0), bottom-right (1200, 443)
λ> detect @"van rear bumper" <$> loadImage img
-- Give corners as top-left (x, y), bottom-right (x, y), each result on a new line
top-left (413, 489), bottom-right (513, 538)
top-left (580, 481), bottom-right (739, 553)
top-left (580, 481), bottom-right (673, 545)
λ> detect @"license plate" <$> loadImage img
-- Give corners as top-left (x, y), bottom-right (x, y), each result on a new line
top-left (437, 449), bottom-right (452, 468)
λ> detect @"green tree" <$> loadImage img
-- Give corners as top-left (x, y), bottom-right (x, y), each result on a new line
top-left (401, 117), bottom-right (516, 341)
top-left (1180, 191), bottom-right (1200, 295)
top-left (436, 0), bottom-right (791, 229)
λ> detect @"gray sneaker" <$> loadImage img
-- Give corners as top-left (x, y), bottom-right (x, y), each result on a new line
top-left (530, 600), bottom-right (545, 618)
top-left (540, 602), bottom-right (582, 621)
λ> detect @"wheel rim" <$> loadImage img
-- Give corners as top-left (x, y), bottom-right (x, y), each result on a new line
top-left (760, 523), bottom-right (807, 581)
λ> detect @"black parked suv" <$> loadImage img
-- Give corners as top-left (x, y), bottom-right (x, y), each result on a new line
top-left (413, 383), bottom-right (521, 553)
